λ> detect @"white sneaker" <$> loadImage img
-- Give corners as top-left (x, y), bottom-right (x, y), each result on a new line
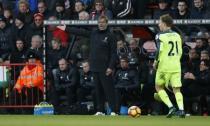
top-left (110, 112), bottom-right (117, 116)
top-left (94, 112), bottom-right (105, 116)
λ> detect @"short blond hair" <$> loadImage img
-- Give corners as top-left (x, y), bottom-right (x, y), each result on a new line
top-left (18, 0), bottom-right (29, 8)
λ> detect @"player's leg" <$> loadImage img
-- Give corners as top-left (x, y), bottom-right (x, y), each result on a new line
top-left (171, 72), bottom-right (185, 118)
top-left (155, 72), bottom-right (175, 117)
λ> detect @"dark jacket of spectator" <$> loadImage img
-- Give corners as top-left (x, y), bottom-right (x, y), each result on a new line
top-left (174, 9), bottom-right (190, 19)
top-left (0, 23), bottom-right (12, 58)
top-left (48, 47), bottom-right (66, 70)
top-left (27, 22), bottom-right (43, 42)
top-left (12, 24), bottom-right (30, 48)
top-left (190, 6), bottom-right (208, 19)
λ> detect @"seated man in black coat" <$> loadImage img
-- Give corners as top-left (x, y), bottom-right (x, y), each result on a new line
top-left (77, 60), bottom-right (95, 104)
top-left (51, 58), bottom-right (79, 107)
top-left (114, 56), bottom-right (139, 113)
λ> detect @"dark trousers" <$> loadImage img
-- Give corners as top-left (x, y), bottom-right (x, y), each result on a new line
top-left (93, 72), bottom-right (115, 112)
top-left (115, 88), bottom-right (140, 112)
top-left (51, 86), bottom-right (76, 107)
top-left (77, 87), bottom-right (95, 103)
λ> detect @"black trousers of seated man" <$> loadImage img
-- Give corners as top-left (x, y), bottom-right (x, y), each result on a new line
top-left (115, 87), bottom-right (140, 112)
top-left (93, 72), bottom-right (116, 113)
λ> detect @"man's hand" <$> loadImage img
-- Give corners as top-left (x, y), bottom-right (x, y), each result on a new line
top-left (188, 72), bottom-right (195, 80)
top-left (57, 25), bottom-right (66, 31)
top-left (106, 68), bottom-right (113, 76)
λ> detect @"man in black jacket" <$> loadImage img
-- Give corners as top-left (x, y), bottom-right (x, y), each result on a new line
top-left (77, 61), bottom-right (95, 105)
top-left (58, 15), bottom-right (117, 115)
top-left (51, 58), bottom-right (79, 107)
top-left (114, 56), bottom-right (139, 113)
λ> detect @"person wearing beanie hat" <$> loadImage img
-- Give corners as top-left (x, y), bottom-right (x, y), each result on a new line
top-left (153, 0), bottom-right (174, 19)
top-left (13, 13), bottom-right (31, 48)
top-left (55, 1), bottom-right (65, 8)
top-left (54, 0), bottom-right (70, 19)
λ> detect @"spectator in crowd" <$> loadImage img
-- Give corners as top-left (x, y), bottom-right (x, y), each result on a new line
top-left (37, 0), bottom-right (51, 19)
top-left (195, 37), bottom-right (207, 56)
top-left (12, 13), bottom-right (30, 48)
top-left (3, 7), bottom-right (13, 25)
top-left (54, 1), bottom-right (70, 20)
top-left (174, 0), bottom-right (190, 19)
top-left (183, 60), bottom-right (210, 115)
top-left (27, 35), bottom-right (43, 59)
top-left (17, 0), bottom-right (33, 24)
top-left (182, 48), bottom-right (200, 76)
top-left (114, 56), bottom-right (139, 114)
top-left (190, 0), bottom-right (209, 19)
top-left (181, 48), bottom-right (200, 114)
top-left (48, 37), bottom-right (66, 71)
top-left (116, 38), bottom-right (129, 61)
top-left (27, 13), bottom-right (44, 42)
top-left (72, 11), bottom-right (91, 62)
top-left (110, 0), bottom-right (133, 19)
top-left (16, 0), bottom-right (38, 13)
top-left (51, 58), bottom-right (79, 107)
top-left (153, 0), bottom-right (174, 19)
top-left (77, 61), bottom-right (95, 105)
top-left (90, 0), bottom-right (113, 20)
top-left (182, 49), bottom-right (200, 73)
top-left (0, 15), bottom-right (12, 59)
top-left (127, 39), bottom-right (140, 68)
top-left (47, 16), bottom-right (69, 48)
top-left (72, 0), bottom-right (86, 19)
top-left (10, 39), bottom-right (27, 81)
top-left (200, 50), bottom-right (209, 61)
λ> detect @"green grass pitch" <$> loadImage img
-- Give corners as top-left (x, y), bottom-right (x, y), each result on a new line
top-left (0, 115), bottom-right (209, 126)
